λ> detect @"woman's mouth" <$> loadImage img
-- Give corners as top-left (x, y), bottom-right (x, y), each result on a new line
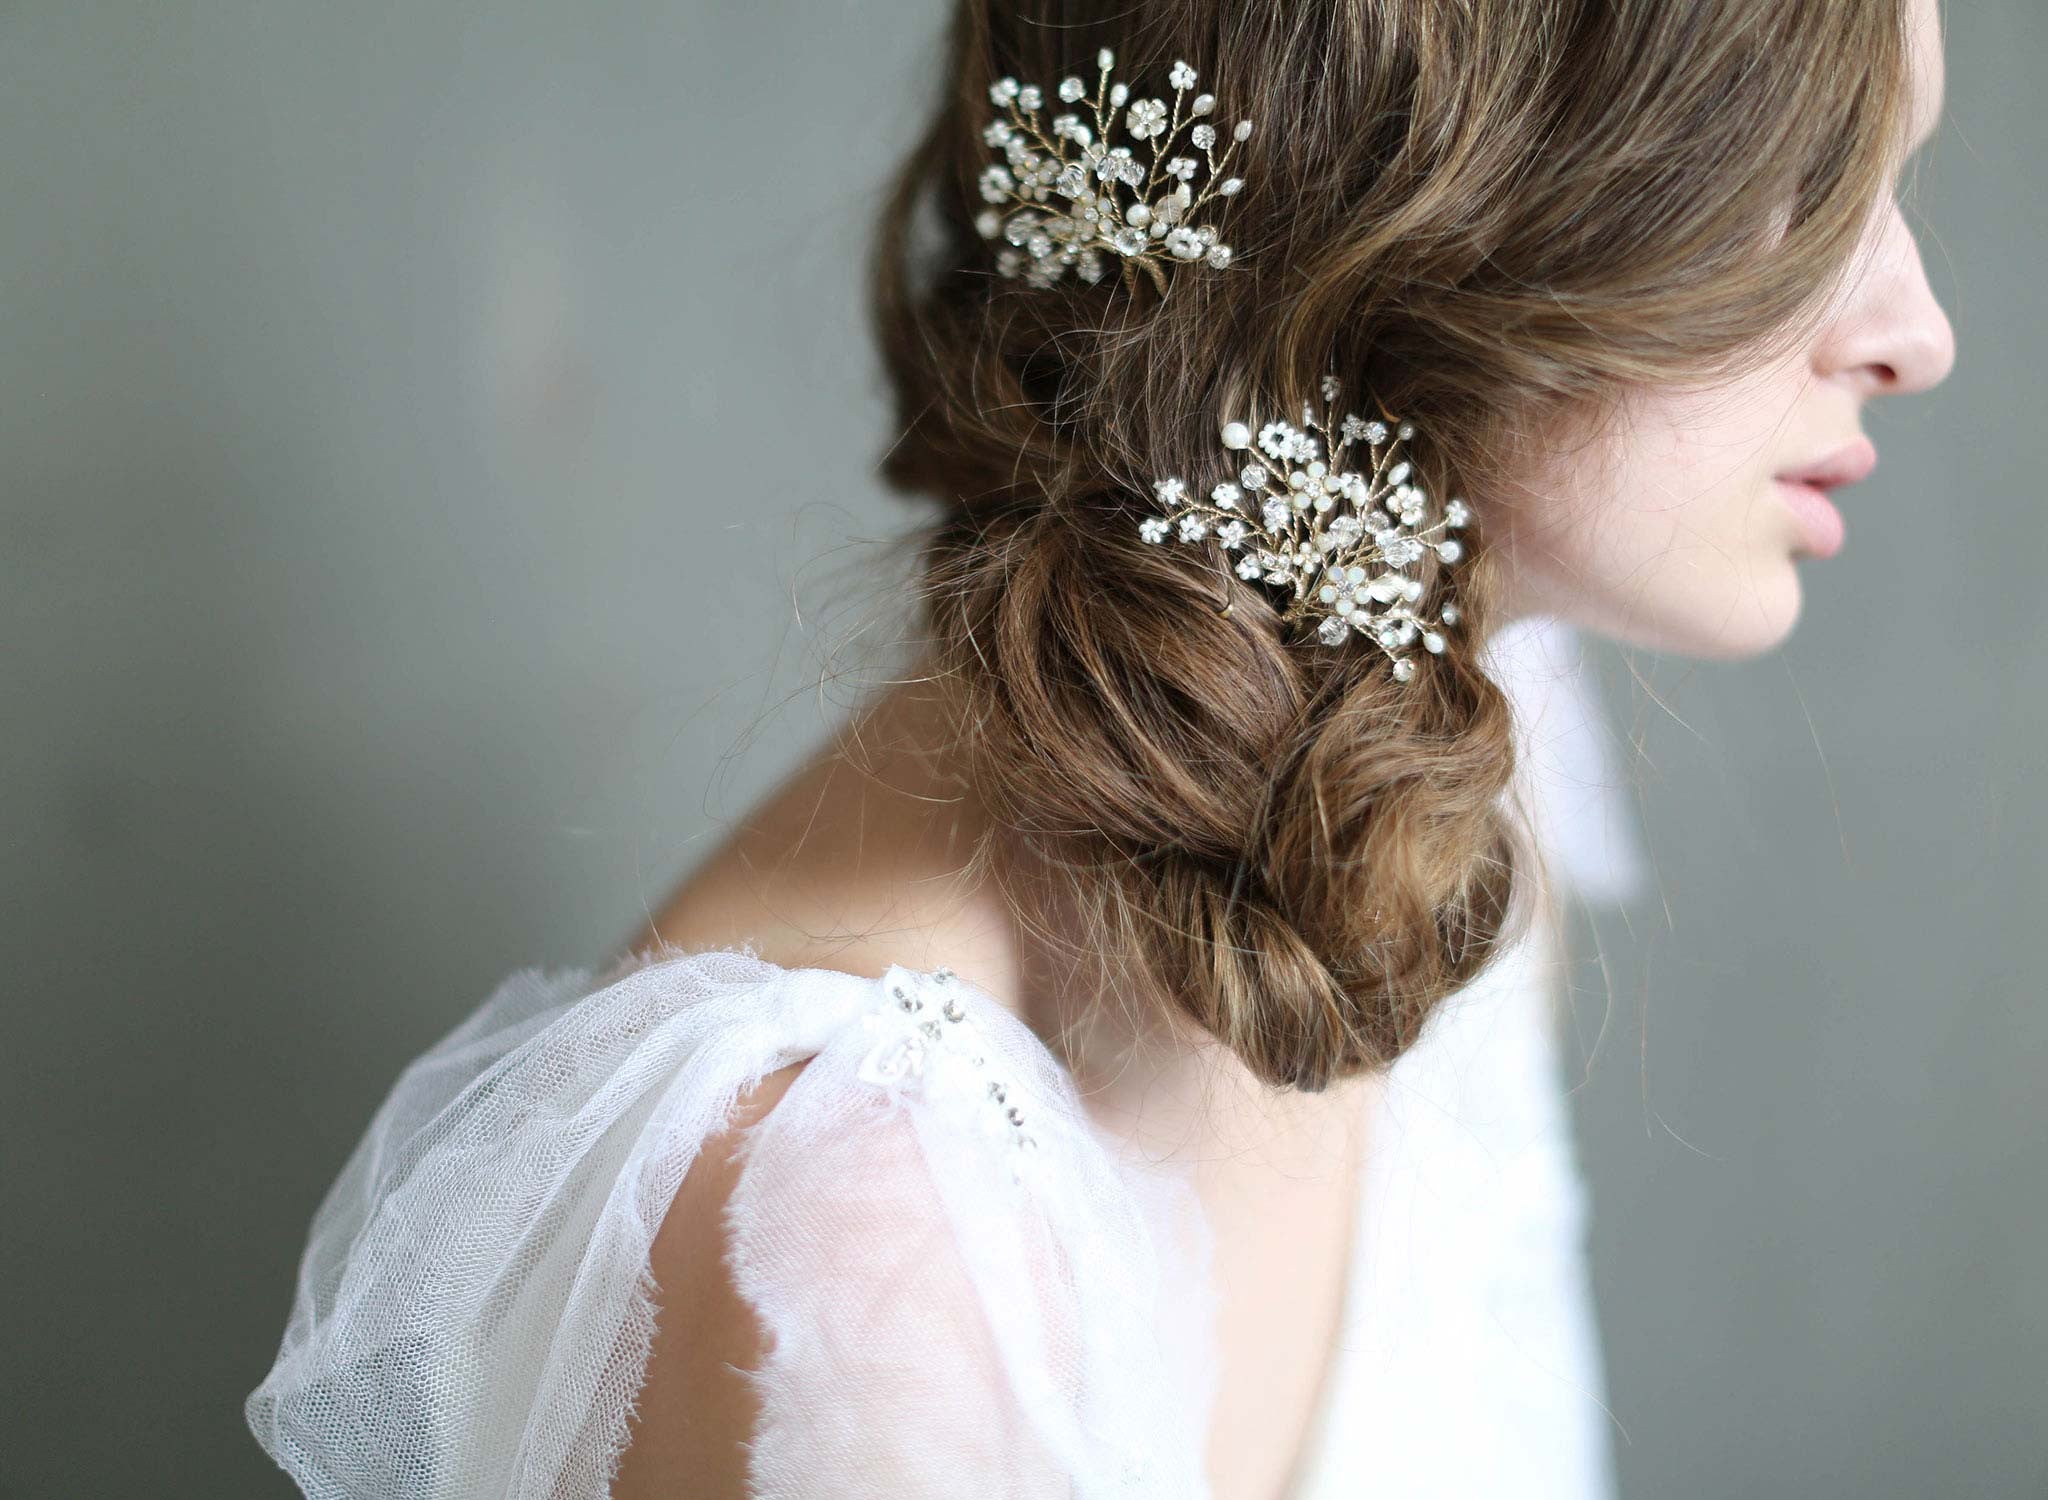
top-left (1774, 438), bottom-right (1877, 559)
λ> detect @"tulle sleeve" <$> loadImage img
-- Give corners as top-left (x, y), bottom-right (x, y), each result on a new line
top-left (244, 951), bottom-right (1217, 1500)
top-left (727, 966), bottom-right (1216, 1498)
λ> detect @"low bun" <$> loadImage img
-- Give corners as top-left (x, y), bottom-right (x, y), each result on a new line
top-left (921, 492), bottom-right (1529, 1091)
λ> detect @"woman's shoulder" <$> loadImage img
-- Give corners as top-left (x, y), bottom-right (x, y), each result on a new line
top-left (246, 951), bottom-right (1216, 1499)
top-left (614, 960), bottom-right (1175, 1496)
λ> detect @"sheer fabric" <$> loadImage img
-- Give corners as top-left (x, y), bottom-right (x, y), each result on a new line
top-left (244, 954), bottom-right (1216, 1499)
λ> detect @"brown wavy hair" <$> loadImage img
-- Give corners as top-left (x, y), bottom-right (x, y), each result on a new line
top-left (866, 0), bottom-right (1915, 1091)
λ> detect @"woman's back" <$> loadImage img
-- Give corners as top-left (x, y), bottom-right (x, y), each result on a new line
top-left (625, 679), bottom-right (1378, 1499)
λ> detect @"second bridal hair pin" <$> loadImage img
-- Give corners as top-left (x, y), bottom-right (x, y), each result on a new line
top-left (1139, 374), bottom-right (1471, 683)
top-left (976, 48), bottom-right (1252, 293)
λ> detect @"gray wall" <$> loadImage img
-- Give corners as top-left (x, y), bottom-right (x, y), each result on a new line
top-left (2, 3), bottom-right (2038, 1495)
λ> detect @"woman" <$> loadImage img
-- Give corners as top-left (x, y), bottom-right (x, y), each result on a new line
top-left (245, 1), bottom-right (1953, 1495)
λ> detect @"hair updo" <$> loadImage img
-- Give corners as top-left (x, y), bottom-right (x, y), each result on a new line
top-left (866, 0), bottom-right (1914, 1090)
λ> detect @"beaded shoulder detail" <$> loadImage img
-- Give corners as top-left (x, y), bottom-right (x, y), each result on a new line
top-left (854, 966), bottom-right (1044, 1183)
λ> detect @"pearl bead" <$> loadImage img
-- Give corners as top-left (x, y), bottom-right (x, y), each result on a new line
top-left (1220, 421), bottom-right (1251, 450)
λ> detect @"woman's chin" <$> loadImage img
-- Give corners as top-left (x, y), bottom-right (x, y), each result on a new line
top-left (1633, 568), bottom-right (1805, 660)
top-left (1520, 562), bottom-right (1805, 660)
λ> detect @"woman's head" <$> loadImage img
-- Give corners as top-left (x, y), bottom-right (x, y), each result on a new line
top-left (869, 0), bottom-right (1945, 1089)
top-left (1497, 0), bottom-right (1954, 657)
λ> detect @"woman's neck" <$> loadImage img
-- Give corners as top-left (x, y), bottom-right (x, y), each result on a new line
top-left (643, 674), bottom-right (1352, 1153)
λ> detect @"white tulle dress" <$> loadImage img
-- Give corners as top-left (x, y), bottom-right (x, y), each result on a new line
top-left (246, 616), bottom-right (1640, 1499)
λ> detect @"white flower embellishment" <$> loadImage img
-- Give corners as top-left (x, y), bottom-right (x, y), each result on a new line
top-left (1139, 374), bottom-right (1470, 683)
top-left (977, 48), bottom-right (1253, 294)
top-left (857, 968), bottom-right (1044, 1185)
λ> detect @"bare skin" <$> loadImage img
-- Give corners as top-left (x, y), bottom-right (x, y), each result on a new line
top-left (608, 678), bottom-right (1376, 1500)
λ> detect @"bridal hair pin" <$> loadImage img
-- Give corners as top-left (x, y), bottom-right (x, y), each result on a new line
top-left (1139, 374), bottom-right (1471, 683)
top-left (976, 48), bottom-right (1252, 294)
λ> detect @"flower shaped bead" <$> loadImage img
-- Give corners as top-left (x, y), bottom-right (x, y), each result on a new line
top-left (857, 968), bottom-right (1043, 1183)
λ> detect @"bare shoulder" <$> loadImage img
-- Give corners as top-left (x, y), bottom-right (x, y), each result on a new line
top-left (606, 1024), bottom-right (1042, 1496)
top-left (609, 1059), bottom-right (806, 1500)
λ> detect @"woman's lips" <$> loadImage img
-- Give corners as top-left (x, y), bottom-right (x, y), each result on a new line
top-left (1775, 438), bottom-right (1876, 559)
top-left (1779, 437), bottom-right (1879, 491)
top-left (1776, 478), bottom-right (1846, 558)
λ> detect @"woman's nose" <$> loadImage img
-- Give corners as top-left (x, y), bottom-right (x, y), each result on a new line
top-left (1823, 200), bottom-right (1957, 398)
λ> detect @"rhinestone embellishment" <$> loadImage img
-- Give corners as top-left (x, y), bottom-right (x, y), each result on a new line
top-left (1139, 372), bottom-right (1468, 681)
top-left (977, 48), bottom-right (1252, 294)
top-left (856, 967), bottom-right (1042, 1176)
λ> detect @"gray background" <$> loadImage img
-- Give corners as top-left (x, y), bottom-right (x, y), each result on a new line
top-left (2, 2), bottom-right (2039, 1495)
